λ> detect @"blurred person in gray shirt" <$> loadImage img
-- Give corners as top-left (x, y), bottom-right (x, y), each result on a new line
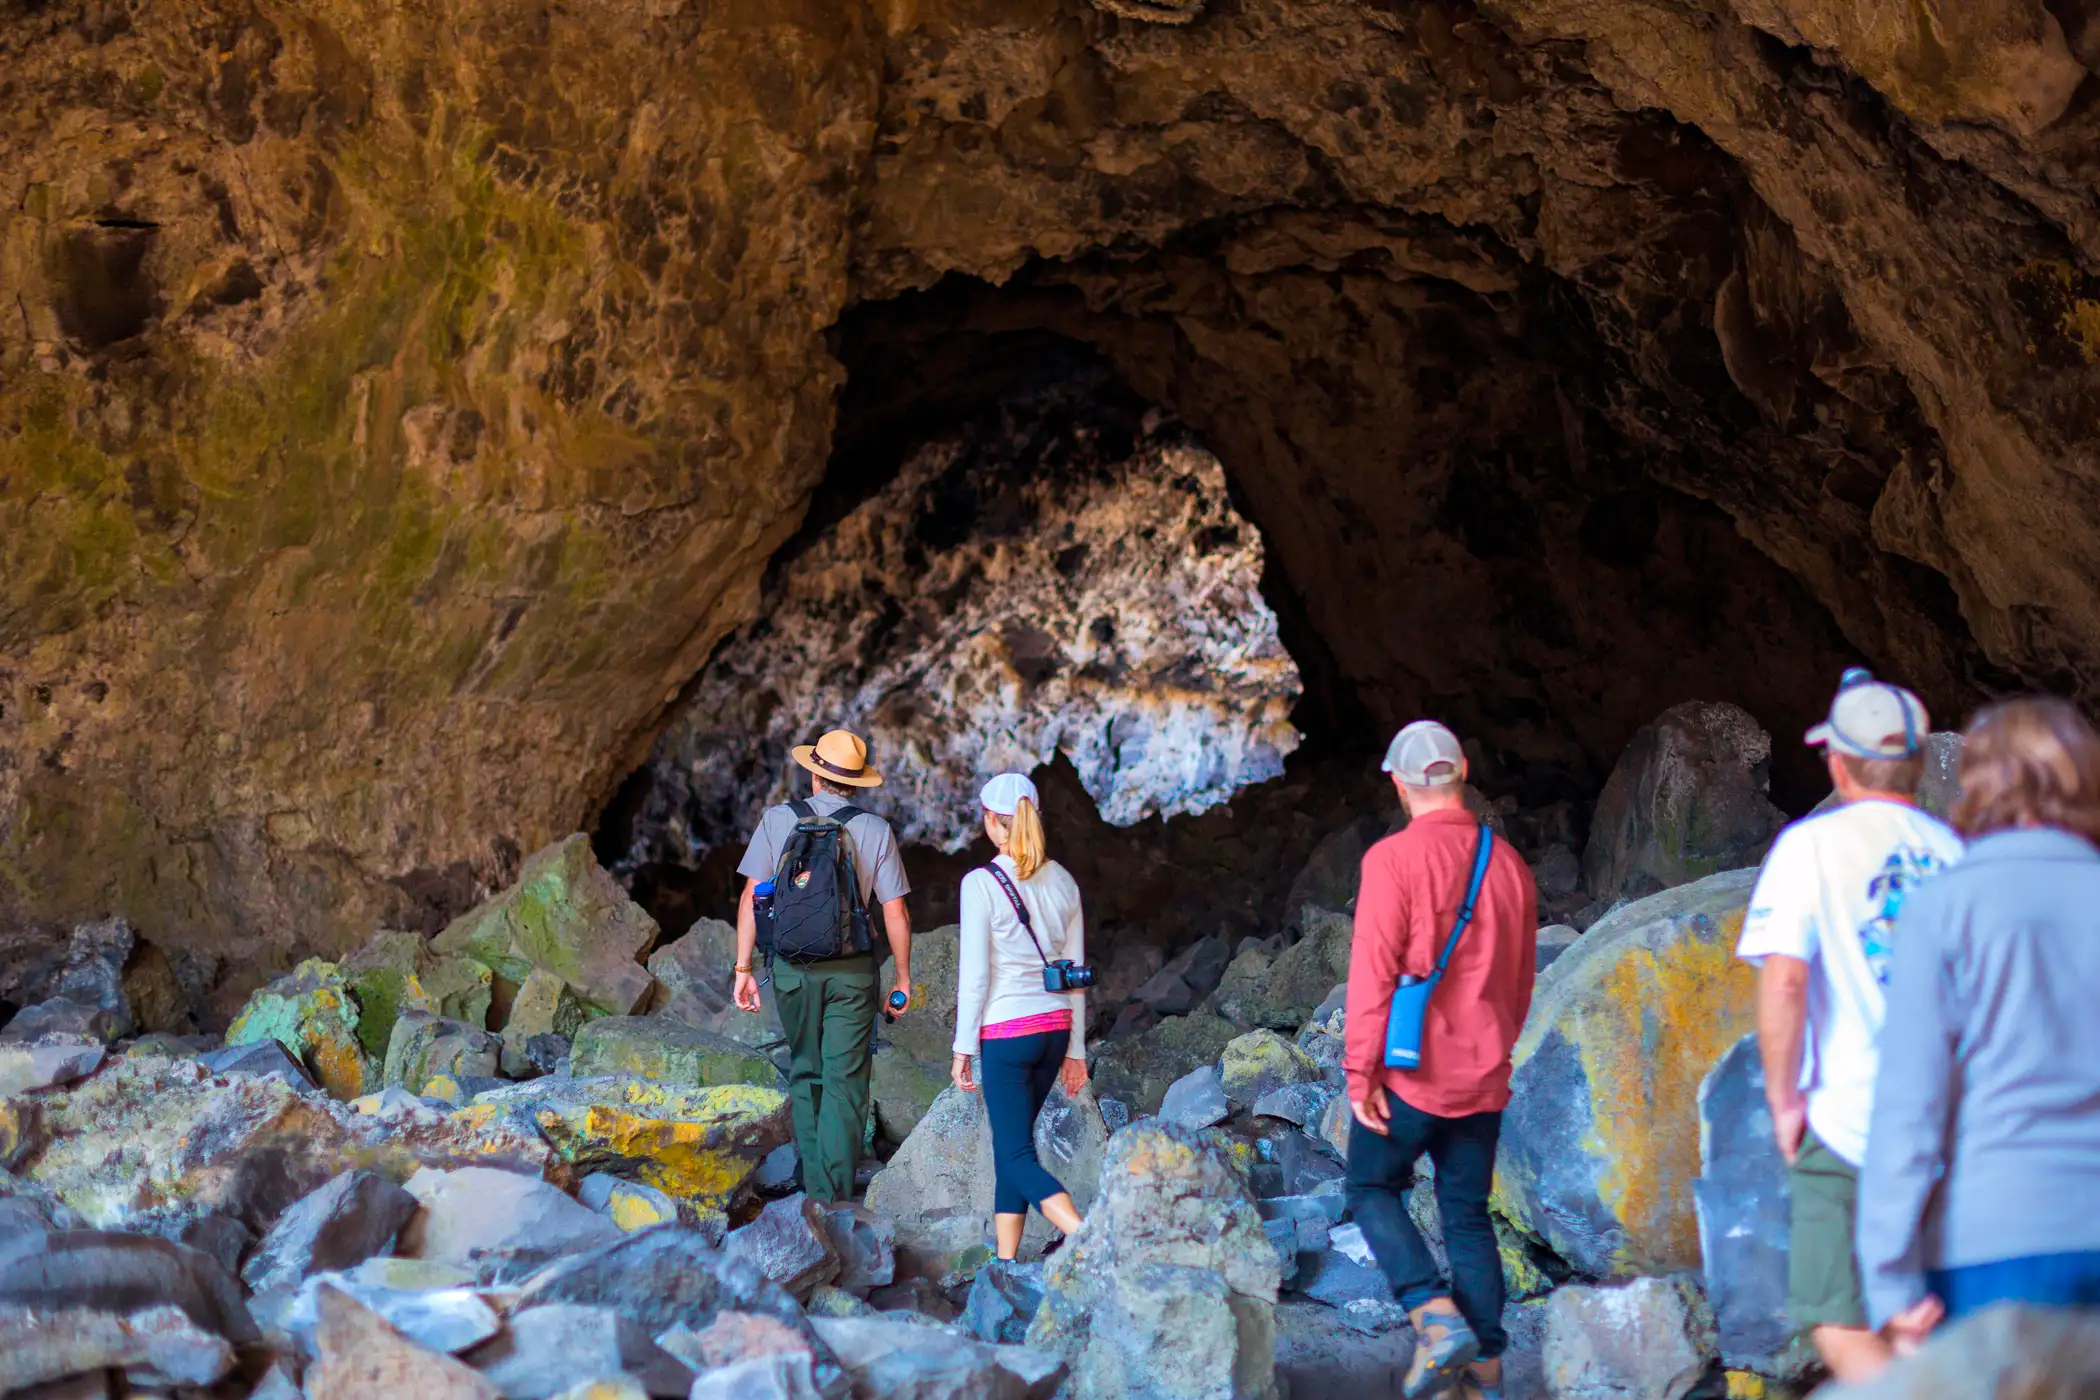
top-left (1860, 696), bottom-right (2100, 1350)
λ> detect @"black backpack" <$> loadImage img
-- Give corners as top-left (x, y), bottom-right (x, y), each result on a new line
top-left (760, 800), bottom-right (876, 964)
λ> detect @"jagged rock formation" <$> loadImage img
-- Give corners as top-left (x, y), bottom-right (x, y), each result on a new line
top-left (623, 369), bottom-right (1299, 864)
top-left (4, 1), bottom-right (2097, 954)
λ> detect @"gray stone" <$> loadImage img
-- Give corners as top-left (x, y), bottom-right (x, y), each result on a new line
top-left (1218, 1031), bottom-right (1323, 1110)
top-left (0, 1038), bottom-right (105, 1095)
top-left (306, 1284), bottom-right (502, 1400)
top-left (0, 918), bottom-right (138, 1041)
top-left (1133, 936), bottom-right (1230, 1017)
top-left (251, 1360), bottom-right (304, 1400)
top-left (178, 1213), bottom-right (253, 1279)
top-left (724, 1193), bottom-right (842, 1299)
top-left (1536, 924), bottom-right (1582, 972)
top-left (1694, 1032), bottom-right (1804, 1379)
top-left (283, 1257), bottom-right (499, 1357)
top-left (1092, 1011), bottom-right (1240, 1117)
top-left (1809, 730), bottom-right (1965, 823)
top-left (1284, 817), bottom-right (1391, 921)
top-left (1295, 1246), bottom-right (1390, 1312)
top-left (1542, 1276), bottom-right (1718, 1400)
top-left (1032, 1086), bottom-right (1110, 1214)
top-left (524, 1033), bottom-right (574, 1077)
top-left (400, 1166), bottom-right (621, 1282)
top-left (0, 1228), bottom-right (256, 1344)
top-left (755, 1143), bottom-right (800, 1193)
top-left (813, 1315), bottom-right (1066, 1400)
top-left (577, 1173), bottom-right (681, 1232)
top-left (1027, 1121), bottom-right (1281, 1400)
top-left (1583, 701), bottom-right (1785, 904)
top-left (807, 1284), bottom-right (879, 1319)
top-left (1213, 909), bottom-right (1356, 1034)
top-left (1160, 1066), bottom-right (1229, 1130)
top-left (1261, 1219), bottom-right (1300, 1289)
top-left (1250, 1082), bottom-right (1333, 1129)
top-left (961, 1259), bottom-right (1047, 1346)
top-left (868, 925), bottom-right (963, 1143)
top-left (2, 999), bottom-right (125, 1046)
top-left (823, 1203), bottom-right (897, 1294)
top-left (385, 1011), bottom-right (502, 1095)
top-left (868, 1275), bottom-right (958, 1323)
top-left (197, 1038), bottom-right (315, 1089)
top-left (1255, 1194), bottom-right (1346, 1256)
top-left (865, 1086), bottom-right (997, 1276)
top-left (569, 1016), bottom-right (783, 1090)
top-left (243, 1169), bottom-right (418, 1296)
top-left (1496, 869), bottom-right (1759, 1279)
top-left (0, 1301), bottom-right (233, 1391)
top-left (1820, 1304), bottom-right (2100, 1400)
top-left (687, 1354), bottom-right (827, 1400)
top-left (463, 1302), bottom-right (693, 1399)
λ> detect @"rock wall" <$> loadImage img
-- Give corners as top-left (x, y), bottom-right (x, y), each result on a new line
top-left (621, 366), bottom-right (1299, 865)
top-left (5, 0), bottom-right (2096, 954)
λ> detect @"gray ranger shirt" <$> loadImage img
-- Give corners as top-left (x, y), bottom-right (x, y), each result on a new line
top-left (737, 791), bottom-right (911, 909)
top-left (1858, 826), bottom-right (2100, 1326)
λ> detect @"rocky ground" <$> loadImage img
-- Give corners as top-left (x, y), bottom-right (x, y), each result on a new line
top-left (0, 693), bottom-right (2070, 1399)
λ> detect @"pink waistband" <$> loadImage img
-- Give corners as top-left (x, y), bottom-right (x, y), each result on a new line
top-left (981, 1009), bottom-right (1073, 1041)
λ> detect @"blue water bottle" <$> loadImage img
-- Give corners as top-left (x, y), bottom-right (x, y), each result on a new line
top-left (753, 878), bottom-right (774, 919)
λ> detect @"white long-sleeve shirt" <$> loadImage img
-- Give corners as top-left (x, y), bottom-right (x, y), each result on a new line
top-left (952, 855), bottom-right (1087, 1058)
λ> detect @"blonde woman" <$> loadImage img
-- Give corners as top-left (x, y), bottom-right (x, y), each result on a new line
top-left (951, 772), bottom-right (1089, 1259)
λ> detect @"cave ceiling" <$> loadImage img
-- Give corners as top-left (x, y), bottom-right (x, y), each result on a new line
top-left (1, 0), bottom-right (2096, 955)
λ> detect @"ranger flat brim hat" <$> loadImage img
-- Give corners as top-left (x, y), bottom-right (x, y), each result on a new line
top-left (792, 729), bottom-right (884, 787)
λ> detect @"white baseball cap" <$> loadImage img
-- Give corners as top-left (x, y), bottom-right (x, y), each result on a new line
top-left (1806, 668), bottom-right (1929, 759)
top-left (980, 772), bottom-right (1041, 816)
top-left (1382, 720), bottom-right (1466, 787)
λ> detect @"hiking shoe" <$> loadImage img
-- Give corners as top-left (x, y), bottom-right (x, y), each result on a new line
top-left (1402, 1306), bottom-right (1481, 1398)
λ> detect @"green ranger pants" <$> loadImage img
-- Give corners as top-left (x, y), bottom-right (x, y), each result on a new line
top-left (770, 954), bottom-right (878, 1204)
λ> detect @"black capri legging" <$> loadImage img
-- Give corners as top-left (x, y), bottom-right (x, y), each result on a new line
top-left (979, 1028), bottom-right (1070, 1215)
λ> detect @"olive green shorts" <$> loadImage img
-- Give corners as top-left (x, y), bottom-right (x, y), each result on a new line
top-left (1788, 1130), bottom-right (1867, 1332)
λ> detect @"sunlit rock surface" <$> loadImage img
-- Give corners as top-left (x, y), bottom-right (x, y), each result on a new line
top-left (624, 371), bottom-right (1301, 861)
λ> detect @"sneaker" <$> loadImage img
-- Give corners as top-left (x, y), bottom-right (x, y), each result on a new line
top-left (1402, 1305), bottom-right (1481, 1399)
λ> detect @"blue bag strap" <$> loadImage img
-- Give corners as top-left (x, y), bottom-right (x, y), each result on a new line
top-left (1432, 826), bottom-right (1495, 975)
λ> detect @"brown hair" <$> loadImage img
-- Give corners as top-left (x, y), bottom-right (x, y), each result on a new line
top-left (1835, 750), bottom-right (1925, 797)
top-left (1950, 697), bottom-right (2100, 843)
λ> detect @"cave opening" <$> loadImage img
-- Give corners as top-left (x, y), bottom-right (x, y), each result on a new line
top-left (599, 246), bottom-right (1874, 973)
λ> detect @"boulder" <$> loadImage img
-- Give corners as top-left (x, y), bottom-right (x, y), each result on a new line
top-left (463, 1302), bottom-right (693, 1399)
top-left (1250, 1082), bottom-right (1334, 1131)
top-left (306, 1284), bottom-right (503, 1400)
top-left (724, 1193), bottom-right (843, 1299)
top-left (222, 958), bottom-right (377, 1100)
top-left (460, 1077), bottom-right (791, 1213)
top-left (197, 1037), bottom-right (315, 1089)
top-left (823, 1203), bottom-right (898, 1294)
top-left (0, 1300), bottom-right (234, 1391)
top-left (646, 918), bottom-right (790, 1058)
top-left (1820, 1304), bottom-right (2100, 1399)
top-left (241, 1168), bottom-right (419, 1295)
top-left (1160, 1066), bottom-right (1229, 1130)
top-left (385, 1011), bottom-right (502, 1094)
top-left (1809, 730), bottom-right (1965, 823)
top-left (433, 835), bottom-right (659, 1018)
top-left (180, 1212), bottom-right (254, 1278)
top-left (1284, 816), bottom-right (1391, 918)
top-left (1495, 869), bottom-right (1759, 1278)
top-left (278, 1257), bottom-right (500, 1357)
top-left (962, 1258), bottom-right (1048, 1346)
top-left (1130, 936), bottom-right (1231, 1018)
top-left (1212, 909), bottom-right (1354, 1034)
top-left (813, 1314), bottom-right (1066, 1400)
top-left (1694, 1032), bottom-right (1805, 1380)
top-left (1219, 1031), bottom-right (1323, 1110)
top-left (578, 1173), bottom-right (681, 1232)
top-left (340, 930), bottom-right (495, 1060)
top-left (399, 1166), bottom-right (621, 1281)
top-left (868, 924), bottom-right (962, 1143)
top-left (1583, 701), bottom-right (1785, 904)
top-left (1034, 1085), bottom-right (1111, 1213)
top-left (1536, 924), bottom-right (1582, 972)
top-left (1028, 1121), bottom-right (1281, 1400)
top-left (569, 1016), bottom-right (783, 1089)
top-left (1542, 1276), bottom-right (1718, 1400)
top-left (0, 1038), bottom-right (105, 1096)
top-left (0, 1228), bottom-right (257, 1344)
top-left (0, 917), bottom-right (139, 1041)
top-left (688, 1354), bottom-right (828, 1400)
top-left (2, 998), bottom-right (127, 1045)
top-left (864, 1084), bottom-right (1000, 1277)
top-left (501, 970), bottom-right (590, 1077)
top-left (1092, 1011), bottom-right (1239, 1116)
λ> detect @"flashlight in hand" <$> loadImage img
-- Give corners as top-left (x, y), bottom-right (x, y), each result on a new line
top-left (883, 989), bottom-right (908, 1022)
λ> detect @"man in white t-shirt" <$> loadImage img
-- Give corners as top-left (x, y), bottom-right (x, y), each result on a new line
top-left (1736, 669), bottom-right (1962, 1382)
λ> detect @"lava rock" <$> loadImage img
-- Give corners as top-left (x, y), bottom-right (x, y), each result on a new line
top-left (197, 1037), bottom-right (315, 1088)
top-left (0, 1301), bottom-right (234, 1391)
top-left (1495, 869), bottom-right (1759, 1278)
top-left (0, 918), bottom-right (139, 1041)
top-left (1219, 1030), bottom-right (1323, 1110)
top-left (2, 999), bottom-right (126, 1046)
top-left (1284, 817), bottom-right (1390, 920)
top-left (306, 1283), bottom-right (502, 1400)
top-left (1583, 701), bottom-right (1785, 904)
top-left (823, 1202), bottom-right (898, 1294)
top-left (339, 929), bottom-right (494, 1061)
top-left (1091, 1010), bottom-right (1239, 1116)
top-left (178, 1212), bottom-right (254, 1278)
top-left (1032, 1084), bottom-right (1110, 1213)
top-left (647, 918), bottom-right (790, 1062)
top-left (1160, 1066), bottom-right (1229, 1130)
top-left (569, 1016), bottom-right (783, 1089)
top-left (1257, 1193), bottom-right (1347, 1255)
top-left (222, 959), bottom-right (377, 1100)
top-left (242, 1168), bottom-right (419, 1295)
top-left (1027, 1121), bottom-right (1281, 1400)
top-left (1536, 923), bottom-right (1582, 972)
top-left (1251, 1081), bottom-right (1335, 1130)
top-left (463, 1302), bottom-right (693, 1399)
top-left (755, 1142), bottom-right (801, 1193)
top-left (0, 1228), bottom-right (256, 1344)
top-left (868, 924), bottom-right (964, 1143)
top-left (814, 1314), bottom-right (1067, 1400)
top-left (1809, 731), bottom-right (1965, 824)
top-left (1694, 1032), bottom-right (1807, 1380)
top-left (961, 1258), bottom-right (1047, 1345)
top-left (1542, 1276), bottom-right (1718, 1400)
top-left (725, 1193), bottom-right (842, 1299)
top-left (0, 1037), bottom-right (105, 1095)
top-left (578, 1173), bottom-right (680, 1232)
top-left (281, 1257), bottom-right (500, 1357)
top-left (867, 1084), bottom-right (1060, 1275)
top-left (687, 1354), bottom-right (828, 1400)
top-left (1819, 1304), bottom-right (2100, 1399)
top-left (501, 970), bottom-right (590, 1077)
top-left (808, 1284), bottom-right (880, 1319)
top-left (1212, 908), bottom-right (1356, 1033)
top-left (868, 1274), bottom-right (958, 1322)
top-left (399, 1166), bottom-right (620, 1282)
top-left (385, 1010), bottom-right (502, 1094)
top-left (1131, 936), bottom-right (1231, 1018)
top-left (432, 835), bottom-right (658, 1018)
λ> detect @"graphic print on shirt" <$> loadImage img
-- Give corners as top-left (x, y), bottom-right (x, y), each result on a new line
top-left (1858, 846), bottom-right (1952, 985)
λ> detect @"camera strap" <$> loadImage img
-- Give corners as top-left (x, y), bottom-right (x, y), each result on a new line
top-left (982, 864), bottom-right (1052, 969)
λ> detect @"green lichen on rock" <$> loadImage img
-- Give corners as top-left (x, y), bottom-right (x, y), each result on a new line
top-left (1092, 1011), bottom-right (1241, 1117)
top-left (383, 1010), bottom-right (500, 1095)
top-left (341, 930), bottom-right (493, 1059)
top-left (568, 1016), bottom-right (782, 1090)
top-left (1219, 1030), bottom-right (1324, 1109)
top-left (434, 836), bottom-right (658, 1017)
top-left (223, 959), bottom-right (376, 1101)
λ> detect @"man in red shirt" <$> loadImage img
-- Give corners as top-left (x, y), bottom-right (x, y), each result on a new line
top-left (1345, 720), bottom-right (1538, 1400)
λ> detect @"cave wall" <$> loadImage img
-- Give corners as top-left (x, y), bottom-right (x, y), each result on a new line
top-left (4, 0), bottom-right (2097, 955)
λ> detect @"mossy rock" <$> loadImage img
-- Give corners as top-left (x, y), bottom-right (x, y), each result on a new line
top-left (341, 930), bottom-right (494, 1059)
top-left (223, 958), bottom-right (376, 1101)
top-left (384, 1009), bottom-right (501, 1095)
top-left (1090, 1011), bottom-right (1240, 1117)
top-left (1219, 1030), bottom-right (1324, 1109)
top-left (569, 1016), bottom-right (783, 1089)
top-left (433, 835), bottom-right (658, 1017)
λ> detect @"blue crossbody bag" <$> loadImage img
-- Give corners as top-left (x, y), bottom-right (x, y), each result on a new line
top-left (1384, 824), bottom-right (1494, 1070)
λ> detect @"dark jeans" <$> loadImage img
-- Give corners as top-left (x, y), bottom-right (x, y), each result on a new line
top-left (1346, 1087), bottom-right (1507, 1358)
top-left (1930, 1250), bottom-right (2100, 1321)
top-left (979, 1029), bottom-right (1070, 1215)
